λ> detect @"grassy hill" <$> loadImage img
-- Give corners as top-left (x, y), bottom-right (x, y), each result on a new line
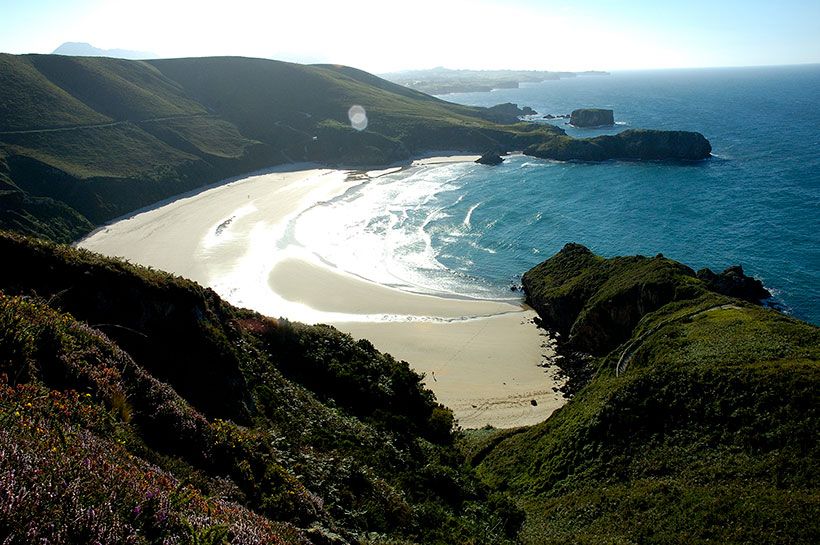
top-left (0, 53), bottom-right (562, 242)
top-left (0, 54), bottom-right (709, 245)
top-left (2, 232), bottom-right (814, 543)
top-left (0, 230), bottom-right (524, 544)
top-left (463, 244), bottom-right (819, 544)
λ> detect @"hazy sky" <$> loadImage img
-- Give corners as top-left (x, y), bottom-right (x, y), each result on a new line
top-left (1, 0), bottom-right (818, 72)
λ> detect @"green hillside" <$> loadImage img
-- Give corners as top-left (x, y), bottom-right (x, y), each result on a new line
top-left (0, 55), bottom-right (111, 132)
top-left (0, 53), bottom-right (561, 242)
top-left (2, 232), bottom-right (814, 543)
top-left (0, 230), bottom-right (522, 544)
top-left (466, 244), bottom-right (819, 544)
top-left (0, 54), bottom-right (709, 244)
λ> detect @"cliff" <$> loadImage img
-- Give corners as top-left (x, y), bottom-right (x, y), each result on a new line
top-left (569, 108), bottom-right (614, 127)
top-left (470, 244), bottom-right (820, 545)
top-left (477, 102), bottom-right (538, 124)
top-left (522, 243), bottom-right (773, 358)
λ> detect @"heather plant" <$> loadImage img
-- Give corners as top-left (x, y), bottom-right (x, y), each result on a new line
top-left (0, 382), bottom-right (307, 545)
top-left (0, 232), bottom-right (524, 544)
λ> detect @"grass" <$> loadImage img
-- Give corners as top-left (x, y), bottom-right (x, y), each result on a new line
top-left (0, 193), bottom-right (93, 243)
top-left (2, 123), bottom-right (196, 179)
top-left (0, 54), bottom-right (551, 237)
top-left (0, 54), bottom-right (110, 132)
top-left (27, 54), bottom-right (207, 121)
top-left (472, 245), bottom-right (820, 544)
top-left (0, 230), bottom-right (523, 544)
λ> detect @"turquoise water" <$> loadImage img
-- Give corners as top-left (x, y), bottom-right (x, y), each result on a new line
top-left (295, 65), bottom-right (820, 324)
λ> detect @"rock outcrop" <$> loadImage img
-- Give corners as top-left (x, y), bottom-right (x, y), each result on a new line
top-left (697, 265), bottom-right (771, 302)
top-left (569, 108), bottom-right (614, 127)
top-left (479, 102), bottom-right (538, 123)
top-left (524, 129), bottom-right (712, 162)
top-left (522, 243), bottom-right (700, 356)
top-left (522, 244), bottom-right (774, 359)
top-left (476, 151), bottom-right (504, 165)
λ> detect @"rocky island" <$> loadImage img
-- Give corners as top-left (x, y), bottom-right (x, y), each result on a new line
top-left (524, 128), bottom-right (712, 161)
top-left (569, 108), bottom-right (615, 127)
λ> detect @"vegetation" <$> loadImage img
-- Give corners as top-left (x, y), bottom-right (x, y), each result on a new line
top-left (0, 54), bottom-right (696, 244)
top-left (0, 230), bottom-right (523, 544)
top-left (467, 243), bottom-right (819, 544)
top-left (0, 53), bottom-right (553, 238)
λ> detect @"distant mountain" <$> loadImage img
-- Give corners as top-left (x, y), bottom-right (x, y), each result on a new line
top-left (52, 42), bottom-right (157, 60)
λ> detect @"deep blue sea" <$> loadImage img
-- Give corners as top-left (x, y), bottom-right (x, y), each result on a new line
top-left (295, 65), bottom-right (820, 324)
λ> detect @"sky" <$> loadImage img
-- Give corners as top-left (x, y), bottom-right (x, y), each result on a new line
top-left (0, 0), bottom-right (818, 73)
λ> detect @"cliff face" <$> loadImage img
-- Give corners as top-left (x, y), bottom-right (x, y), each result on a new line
top-left (522, 244), bottom-right (773, 357)
top-left (697, 264), bottom-right (772, 302)
top-left (521, 243), bottom-right (702, 355)
top-left (475, 244), bottom-right (820, 545)
top-left (525, 129), bottom-right (712, 161)
top-left (477, 102), bottom-right (538, 124)
top-left (569, 108), bottom-right (614, 127)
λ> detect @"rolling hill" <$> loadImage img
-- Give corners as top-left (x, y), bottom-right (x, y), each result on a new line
top-left (0, 53), bottom-right (709, 244)
top-left (0, 229), bottom-right (522, 544)
top-left (0, 53), bottom-right (563, 242)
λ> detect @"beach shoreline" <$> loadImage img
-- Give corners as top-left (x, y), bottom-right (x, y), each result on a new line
top-left (77, 153), bottom-right (565, 428)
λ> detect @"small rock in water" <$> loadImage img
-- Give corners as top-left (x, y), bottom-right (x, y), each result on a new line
top-left (476, 151), bottom-right (504, 165)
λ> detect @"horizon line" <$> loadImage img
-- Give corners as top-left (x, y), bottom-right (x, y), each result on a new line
top-left (2, 49), bottom-right (818, 74)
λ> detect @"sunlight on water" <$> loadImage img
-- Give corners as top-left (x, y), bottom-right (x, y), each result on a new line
top-left (287, 67), bottom-right (820, 323)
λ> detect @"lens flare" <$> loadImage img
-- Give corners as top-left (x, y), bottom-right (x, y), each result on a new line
top-left (348, 104), bottom-right (368, 131)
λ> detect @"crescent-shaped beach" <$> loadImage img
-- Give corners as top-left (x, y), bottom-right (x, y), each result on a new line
top-left (78, 156), bottom-right (566, 428)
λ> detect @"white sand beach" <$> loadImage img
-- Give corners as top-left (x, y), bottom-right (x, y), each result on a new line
top-left (78, 157), bottom-right (565, 428)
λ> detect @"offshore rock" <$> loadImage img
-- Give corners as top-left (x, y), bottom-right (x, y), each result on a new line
top-left (569, 108), bottom-right (615, 127)
top-left (476, 151), bottom-right (504, 165)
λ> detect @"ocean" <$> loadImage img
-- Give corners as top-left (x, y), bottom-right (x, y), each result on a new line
top-left (291, 65), bottom-right (820, 324)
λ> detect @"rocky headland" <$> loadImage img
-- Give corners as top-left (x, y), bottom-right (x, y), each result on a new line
top-left (467, 242), bottom-right (820, 543)
top-left (478, 102), bottom-right (538, 123)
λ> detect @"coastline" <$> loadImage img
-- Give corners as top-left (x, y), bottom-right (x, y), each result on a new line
top-left (78, 154), bottom-right (566, 428)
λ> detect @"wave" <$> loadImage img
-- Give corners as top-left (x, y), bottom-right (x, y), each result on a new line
top-left (463, 202), bottom-right (482, 228)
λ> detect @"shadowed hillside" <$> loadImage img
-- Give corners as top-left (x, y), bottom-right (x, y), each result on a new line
top-left (0, 230), bottom-right (523, 544)
top-left (0, 53), bottom-right (563, 242)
